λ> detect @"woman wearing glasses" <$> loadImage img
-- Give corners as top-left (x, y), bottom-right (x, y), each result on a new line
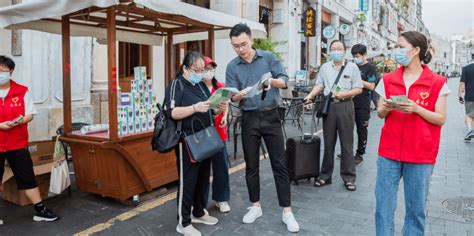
top-left (165, 51), bottom-right (226, 236)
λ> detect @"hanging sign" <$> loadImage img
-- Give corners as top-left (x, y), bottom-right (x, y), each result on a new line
top-left (304, 7), bottom-right (316, 37)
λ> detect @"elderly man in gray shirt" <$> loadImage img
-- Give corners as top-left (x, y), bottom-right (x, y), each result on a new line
top-left (226, 23), bottom-right (299, 233)
top-left (305, 40), bottom-right (363, 191)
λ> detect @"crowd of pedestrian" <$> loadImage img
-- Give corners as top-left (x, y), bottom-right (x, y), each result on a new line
top-left (3, 22), bottom-right (471, 236)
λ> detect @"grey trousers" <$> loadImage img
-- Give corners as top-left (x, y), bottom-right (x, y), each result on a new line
top-left (320, 100), bottom-right (356, 183)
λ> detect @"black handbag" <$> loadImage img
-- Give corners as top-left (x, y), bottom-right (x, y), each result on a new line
top-left (151, 79), bottom-right (183, 153)
top-left (316, 64), bottom-right (346, 118)
top-left (183, 116), bottom-right (224, 163)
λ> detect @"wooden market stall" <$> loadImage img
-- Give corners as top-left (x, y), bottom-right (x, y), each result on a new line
top-left (0, 0), bottom-right (265, 203)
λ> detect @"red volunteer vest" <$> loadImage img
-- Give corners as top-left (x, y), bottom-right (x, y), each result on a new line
top-left (0, 81), bottom-right (29, 152)
top-left (378, 65), bottom-right (446, 164)
top-left (211, 82), bottom-right (228, 141)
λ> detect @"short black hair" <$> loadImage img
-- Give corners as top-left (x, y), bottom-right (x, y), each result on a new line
top-left (329, 40), bottom-right (346, 51)
top-left (351, 44), bottom-right (367, 56)
top-left (0, 56), bottom-right (15, 71)
top-left (229, 23), bottom-right (251, 38)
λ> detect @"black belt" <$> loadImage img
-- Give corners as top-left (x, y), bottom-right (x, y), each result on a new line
top-left (331, 97), bottom-right (353, 103)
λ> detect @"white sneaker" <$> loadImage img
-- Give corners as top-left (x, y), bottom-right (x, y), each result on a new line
top-left (216, 202), bottom-right (231, 213)
top-left (242, 206), bottom-right (262, 224)
top-left (282, 211), bottom-right (300, 233)
top-left (0, 219), bottom-right (3, 225)
top-left (191, 210), bottom-right (219, 225)
top-left (176, 224), bottom-right (201, 236)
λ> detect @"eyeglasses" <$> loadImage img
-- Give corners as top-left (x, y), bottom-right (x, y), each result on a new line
top-left (0, 69), bottom-right (10, 73)
top-left (232, 42), bottom-right (249, 50)
top-left (188, 67), bottom-right (205, 74)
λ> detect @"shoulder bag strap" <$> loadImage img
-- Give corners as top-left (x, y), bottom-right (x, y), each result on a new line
top-left (169, 79), bottom-right (183, 133)
top-left (329, 62), bottom-right (347, 91)
top-left (196, 83), bottom-right (214, 125)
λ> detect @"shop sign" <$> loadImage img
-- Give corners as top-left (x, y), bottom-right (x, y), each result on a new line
top-left (304, 7), bottom-right (316, 37)
top-left (339, 24), bottom-right (351, 35)
top-left (359, 0), bottom-right (369, 12)
top-left (322, 25), bottom-right (336, 39)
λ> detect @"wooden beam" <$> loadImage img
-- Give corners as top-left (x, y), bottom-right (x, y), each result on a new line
top-left (208, 28), bottom-right (214, 58)
top-left (166, 33), bottom-right (174, 84)
top-left (114, 5), bottom-right (213, 29)
top-left (68, 6), bottom-right (107, 18)
top-left (61, 16), bottom-right (72, 135)
top-left (71, 15), bottom-right (170, 33)
top-left (107, 8), bottom-right (119, 141)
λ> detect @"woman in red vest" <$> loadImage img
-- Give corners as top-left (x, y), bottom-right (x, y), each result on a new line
top-left (0, 56), bottom-right (59, 224)
top-left (374, 31), bottom-right (449, 235)
top-left (201, 56), bottom-right (231, 213)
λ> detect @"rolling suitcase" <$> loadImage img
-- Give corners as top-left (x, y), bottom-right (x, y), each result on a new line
top-left (285, 108), bottom-right (321, 185)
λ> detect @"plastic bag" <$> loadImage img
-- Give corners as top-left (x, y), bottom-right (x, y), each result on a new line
top-left (49, 136), bottom-right (71, 195)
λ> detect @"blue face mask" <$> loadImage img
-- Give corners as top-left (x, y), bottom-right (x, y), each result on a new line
top-left (189, 73), bottom-right (203, 85)
top-left (394, 48), bottom-right (413, 66)
top-left (353, 57), bottom-right (363, 65)
top-left (329, 51), bottom-right (344, 62)
top-left (0, 72), bottom-right (10, 85)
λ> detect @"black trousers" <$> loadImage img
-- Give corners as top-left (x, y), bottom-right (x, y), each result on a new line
top-left (0, 148), bottom-right (38, 189)
top-left (320, 101), bottom-right (356, 183)
top-left (241, 108), bottom-right (291, 207)
top-left (175, 142), bottom-right (211, 227)
top-left (355, 108), bottom-right (370, 156)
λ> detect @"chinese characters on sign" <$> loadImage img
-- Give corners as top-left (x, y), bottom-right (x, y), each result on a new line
top-left (304, 7), bottom-right (316, 37)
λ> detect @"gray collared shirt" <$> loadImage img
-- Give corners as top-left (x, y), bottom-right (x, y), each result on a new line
top-left (226, 49), bottom-right (289, 111)
top-left (316, 60), bottom-right (363, 96)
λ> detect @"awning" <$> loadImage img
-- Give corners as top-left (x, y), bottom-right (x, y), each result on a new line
top-left (0, 0), bottom-right (267, 46)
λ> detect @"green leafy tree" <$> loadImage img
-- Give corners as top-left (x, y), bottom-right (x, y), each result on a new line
top-left (252, 37), bottom-right (286, 61)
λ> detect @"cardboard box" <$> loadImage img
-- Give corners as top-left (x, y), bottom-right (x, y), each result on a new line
top-left (2, 162), bottom-right (54, 206)
top-left (28, 141), bottom-right (55, 166)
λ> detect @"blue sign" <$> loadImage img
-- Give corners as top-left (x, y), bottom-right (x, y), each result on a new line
top-left (359, 0), bottom-right (369, 12)
top-left (322, 26), bottom-right (336, 39)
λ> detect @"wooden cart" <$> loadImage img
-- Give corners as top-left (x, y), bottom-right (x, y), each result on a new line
top-left (57, 2), bottom-right (217, 203)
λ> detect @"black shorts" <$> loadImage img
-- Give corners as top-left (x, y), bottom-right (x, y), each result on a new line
top-left (0, 148), bottom-right (38, 190)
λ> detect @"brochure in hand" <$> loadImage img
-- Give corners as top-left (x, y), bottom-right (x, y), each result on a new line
top-left (385, 95), bottom-right (408, 106)
top-left (208, 87), bottom-right (239, 109)
top-left (242, 72), bottom-right (272, 98)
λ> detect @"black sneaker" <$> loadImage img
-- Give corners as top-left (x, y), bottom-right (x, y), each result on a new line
top-left (33, 207), bottom-right (60, 222)
top-left (336, 154), bottom-right (341, 160)
top-left (464, 130), bottom-right (474, 141)
top-left (354, 154), bottom-right (364, 165)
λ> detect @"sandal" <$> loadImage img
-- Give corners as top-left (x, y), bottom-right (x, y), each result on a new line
top-left (345, 182), bottom-right (356, 191)
top-left (314, 178), bottom-right (332, 187)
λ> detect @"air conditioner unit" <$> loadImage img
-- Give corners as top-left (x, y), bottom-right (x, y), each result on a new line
top-left (273, 9), bottom-right (284, 24)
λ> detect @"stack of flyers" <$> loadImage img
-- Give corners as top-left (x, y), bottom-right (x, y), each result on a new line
top-left (386, 95), bottom-right (408, 106)
top-left (120, 93), bottom-right (131, 106)
top-left (134, 66), bottom-right (147, 80)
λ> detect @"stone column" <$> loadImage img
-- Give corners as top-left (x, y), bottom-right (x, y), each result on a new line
top-left (91, 41), bottom-right (109, 124)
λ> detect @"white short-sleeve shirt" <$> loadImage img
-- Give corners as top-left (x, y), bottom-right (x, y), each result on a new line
top-left (0, 88), bottom-right (38, 115)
